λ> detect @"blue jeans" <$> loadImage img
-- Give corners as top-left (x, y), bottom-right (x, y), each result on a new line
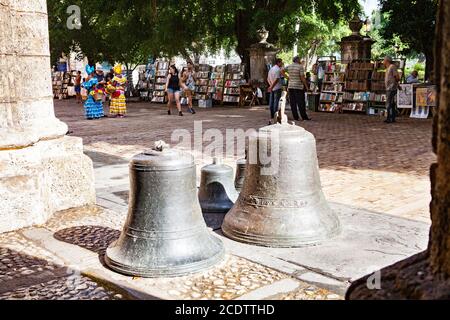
top-left (269, 89), bottom-right (282, 119)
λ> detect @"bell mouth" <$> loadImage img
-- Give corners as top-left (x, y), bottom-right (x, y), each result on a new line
top-left (222, 221), bottom-right (340, 248)
top-left (104, 236), bottom-right (225, 278)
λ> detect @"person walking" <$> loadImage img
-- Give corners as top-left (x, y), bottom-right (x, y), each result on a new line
top-left (180, 61), bottom-right (197, 114)
top-left (383, 56), bottom-right (401, 123)
top-left (284, 56), bottom-right (311, 121)
top-left (267, 58), bottom-right (284, 123)
top-left (166, 65), bottom-right (183, 116)
top-left (75, 71), bottom-right (82, 104)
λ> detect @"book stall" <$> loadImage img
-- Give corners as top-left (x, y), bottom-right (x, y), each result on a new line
top-left (318, 59), bottom-right (346, 112)
top-left (223, 64), bottom-right (247, 105)
top-left (151, 59), bottom-right (169, 103)
top-left (194, 64), bottom-right (213, 108)
top-left (52, 70), bottom-right (76, 99)
top-left (314, 57), bottom-right (410, 116)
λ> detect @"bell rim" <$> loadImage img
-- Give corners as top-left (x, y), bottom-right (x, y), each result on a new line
top-left (221, 222), bottom-right (341, 248)
top-left (104, 242), bottom-right (225, 278)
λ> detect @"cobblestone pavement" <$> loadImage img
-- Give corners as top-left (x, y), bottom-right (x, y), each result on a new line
top-left (55, 99), bottom-right (434, 223)
top-left (0, 231), bottom-right (127, 300)
top-left (0, 205), bottom-right (339, 300)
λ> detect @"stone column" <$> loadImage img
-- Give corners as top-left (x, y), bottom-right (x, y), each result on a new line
top-left (0, 0), bottom-right (95, 233)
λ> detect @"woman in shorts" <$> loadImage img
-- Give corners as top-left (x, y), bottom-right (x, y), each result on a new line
top-left (166, 65), bottom-right (183, 116)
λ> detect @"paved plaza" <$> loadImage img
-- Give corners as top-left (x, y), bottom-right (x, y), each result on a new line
top-left (0, 99), bottom-right (435, 300)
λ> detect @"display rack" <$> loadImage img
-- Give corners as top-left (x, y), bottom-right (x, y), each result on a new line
top-left (137, 68), bottom-right (154, 101)
top-left (367, 60), bottom-right (387, 115)
top-left (194, 64), bottom-right (212, 101)
top-left (52, 71), bottom-right (63, 98)
top-left (223, 64), bottom-right (246, 104)
top-left (342, 60), bottom-right (374, 112)
top-left (152, 60), bottom-right (169, 103)
top-left (210, 65), bottom-right (225, 102)
top-left (318, 61), bottom-right (346, 112)
top-left (51, 71), bottom-right (72, 99)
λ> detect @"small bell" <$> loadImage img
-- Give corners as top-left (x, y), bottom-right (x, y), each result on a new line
top-left (198, 157), bottom-right (239, 214)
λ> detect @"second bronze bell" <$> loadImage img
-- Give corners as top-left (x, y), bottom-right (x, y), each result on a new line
top-left (105, 142), bottom-right (225, 277)
top-left (222, 98), bottom-right (341, 248)
top-left (199, 158), bottom-right (238, 214)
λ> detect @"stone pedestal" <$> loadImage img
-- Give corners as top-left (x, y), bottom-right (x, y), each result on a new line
top-left (339, 15), bottom-right (374, 64)
top-left (0, 0), bottom-right (95, 233)
top-left (247, 28), bottom-right (279, 93)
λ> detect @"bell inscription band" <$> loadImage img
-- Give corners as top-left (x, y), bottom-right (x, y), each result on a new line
top-left (222, 93), bottom-right (340, 247)
top-left (105, 141), bottom-right (225, 277)
top-left (198, 158), bottom-right (239, 214)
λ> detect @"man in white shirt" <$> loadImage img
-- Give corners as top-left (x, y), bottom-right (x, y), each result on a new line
top-left (267, 58), bottom-right (284, 122)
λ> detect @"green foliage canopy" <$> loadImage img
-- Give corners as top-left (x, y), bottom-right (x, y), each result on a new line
top-left (47, 0), bottom-right (360, 68)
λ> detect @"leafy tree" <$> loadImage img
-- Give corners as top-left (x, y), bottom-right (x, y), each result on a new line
top-left (47, 0), bottom-right (361, 73)
top-left (379, 0), bottom-right (438, 79)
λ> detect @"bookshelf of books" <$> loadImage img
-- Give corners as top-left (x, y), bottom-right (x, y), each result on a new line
top-left (52, 71), bottom-right (63, 98)
top-left (342, 60), bottom-right (374, 112)
top-left (194, 64), bottom-right (212, 102)
top-left (51, 71), bottom-right (72, 99)
top-left (209, 65), bottom-right (225, 102)
top-left (368, 61), bottom-right (387, 115)
top-left (152, 60), bottom-right (169, 103)
top-left (318, 62), bottom-right (346, 112)
top-left (223, 64), bottom-right (246, 104)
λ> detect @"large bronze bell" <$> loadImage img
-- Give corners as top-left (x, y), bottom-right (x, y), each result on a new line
top-left (234, 158), bottom-right (247, 193)
top-left (105, 141), bottom-right (225, 277)
top-left (222, 94), bottom-right (340, 247)
top-left (198, 158), bottom-right (238, 214)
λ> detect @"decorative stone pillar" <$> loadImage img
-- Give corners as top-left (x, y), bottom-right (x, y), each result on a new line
top-left (339, 15), bottom-right (374, 64)
top-left (0, 0), bottom-right (95, 233)
top-left (247, 28), bottom-right (279, 90)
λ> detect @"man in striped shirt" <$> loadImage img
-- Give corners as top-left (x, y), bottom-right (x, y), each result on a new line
top-left (283, 56), bottom-right (311, 121)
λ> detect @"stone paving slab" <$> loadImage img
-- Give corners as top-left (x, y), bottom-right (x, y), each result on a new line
top-left (218, 202), bottom-right (428, 293)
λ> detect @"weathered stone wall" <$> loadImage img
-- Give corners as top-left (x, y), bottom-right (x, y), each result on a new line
top-left (0, 0), bottom-right (68, 149)
top-left (430, 0), bottom-right (450, 276)
top-left (0, 0), bottom-right (96, 233)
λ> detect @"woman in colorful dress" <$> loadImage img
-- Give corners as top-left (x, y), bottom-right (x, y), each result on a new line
top-left (108, 64), bottom-right (127, 118)
top-left (82, 65), bottom-right (104, 120)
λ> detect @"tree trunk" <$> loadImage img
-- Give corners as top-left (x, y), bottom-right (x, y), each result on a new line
top-left (424, 51), bottom-right (434, 82)
top-left (235, 10), bottom-right (252, 77)
top-left (429, 0), bottom-right (450, 277)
